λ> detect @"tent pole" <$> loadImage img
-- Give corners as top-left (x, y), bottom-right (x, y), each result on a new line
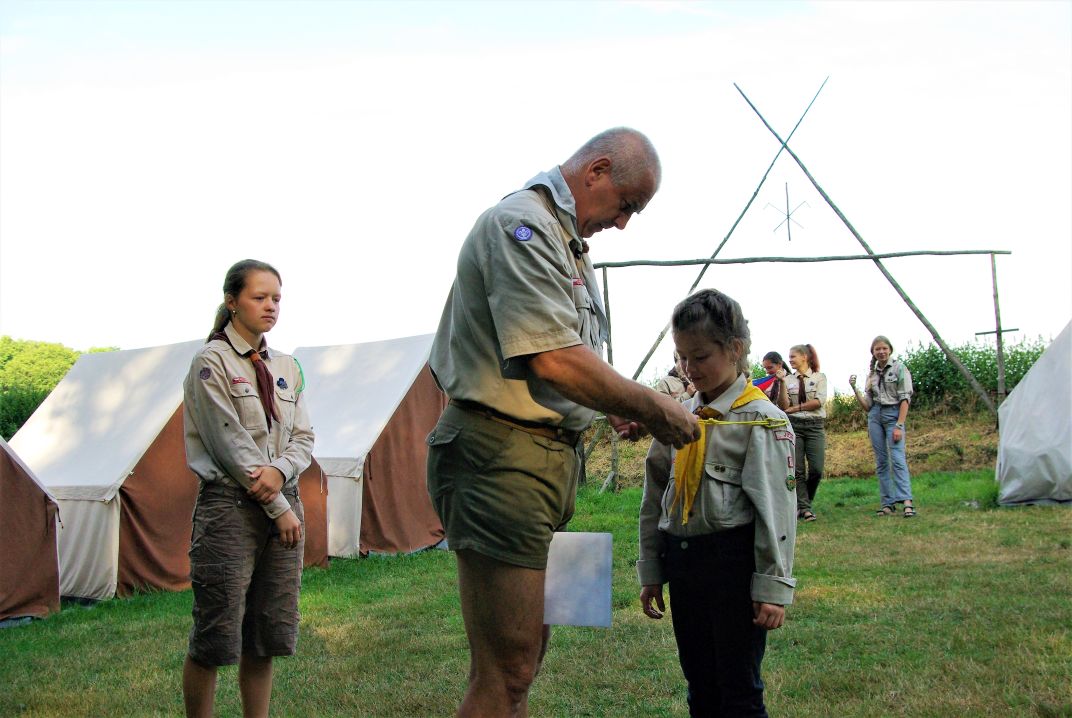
top-left (735, 83), bottom-right (997, 417)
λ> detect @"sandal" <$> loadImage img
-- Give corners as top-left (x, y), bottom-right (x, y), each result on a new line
top-left (876, 505), bottom-right (895, 516)
top-left (800, 511), bottom-right (817, 522)
top-left (903, 504), bottom-right (917, 518)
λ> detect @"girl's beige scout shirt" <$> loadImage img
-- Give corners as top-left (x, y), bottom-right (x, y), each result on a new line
top-left (638, 373), bottom-right (798, 606)
top-left (183, 323), bottom-right (314, 519)
top-left (867, 358), bottom-right (914, 406)
top-left (787, 369), bottom-right (828, 419)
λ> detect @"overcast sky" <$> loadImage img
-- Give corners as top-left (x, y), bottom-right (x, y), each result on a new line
top-left (1, 0), bottom-right (1069, 395)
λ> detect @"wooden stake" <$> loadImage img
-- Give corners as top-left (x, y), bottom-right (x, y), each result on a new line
top-left (991, 253), bottom-right (1007, 405)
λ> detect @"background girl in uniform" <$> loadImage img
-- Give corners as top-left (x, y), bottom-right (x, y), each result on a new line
top-left (655, 350), bottom-right (696, 402)
top-left (181, 259), bottom-right (314, 718)
top-left (849, 335), bottom-right (916, 517)
top-left (638, 289), bottom-right (796, 718)
top-left (785, 344), bottom-right (827, 522)
top-left (758, 351), bottom-right (790, 410)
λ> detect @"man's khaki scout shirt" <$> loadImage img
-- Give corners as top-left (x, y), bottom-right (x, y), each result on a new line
top-left (638, 373), bottom-right (798, 606)
top-left (787, 369), bottom-right (828, 419)
top-left (183, 323), bottom-right (314, 519)
top-left (430, 167), bottom-right (607, 432)
top-left (868, 359), bottom-right (914, 406)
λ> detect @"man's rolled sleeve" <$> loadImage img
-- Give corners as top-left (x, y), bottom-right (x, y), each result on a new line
top-left (740, 422), bottom-right (797, 605)
top-left (484, 212), bottom-right (582, 360)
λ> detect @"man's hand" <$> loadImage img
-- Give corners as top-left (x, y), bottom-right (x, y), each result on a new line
top-left (274, 509), bottom-right (302, 549)
top-left (248, 466), bottom-right (285, 505)
top-left (752, 602), bottom-right (785, 630)
top-left (608, 414), bottom-right (641, 441)
top-left (640, 584), bottom-right (665, 619)
top-left (526, 345), bottom-right (699, 449)
top-left (647, 393), bottom-right (701, 449)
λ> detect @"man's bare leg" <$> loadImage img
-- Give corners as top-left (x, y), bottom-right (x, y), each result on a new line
top-left (456, 549), bottom-right (547, 718)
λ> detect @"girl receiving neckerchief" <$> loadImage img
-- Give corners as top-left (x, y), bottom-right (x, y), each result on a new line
top-left (638, 288), bottom-right (797, 718)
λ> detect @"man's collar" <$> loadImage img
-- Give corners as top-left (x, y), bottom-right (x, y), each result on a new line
top-left (522, 166), bottom-right (577, 227)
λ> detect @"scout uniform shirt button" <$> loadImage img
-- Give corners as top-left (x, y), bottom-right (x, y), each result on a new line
top-left (681, 540), bottom-right (689, 549)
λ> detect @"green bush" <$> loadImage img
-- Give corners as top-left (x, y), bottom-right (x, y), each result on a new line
top-left (825, 391), bottom-right (867, 432)
top-left (0, 336), bottom-right (117, 439)
top-left (0, 385), bottom-right (50, 440)
top-left (901, 336), bottom-right (1047, 409)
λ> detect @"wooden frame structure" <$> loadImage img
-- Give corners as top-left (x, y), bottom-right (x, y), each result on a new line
top-left (586, 80), bottom-right (1012, 490)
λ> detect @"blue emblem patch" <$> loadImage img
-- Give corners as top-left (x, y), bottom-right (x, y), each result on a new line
top-left (514, 225), bottom-right (533, 241)
top-left (199, 367), bottom-right (211, 381)
top-left (277, 377), bottom-right (288, 389)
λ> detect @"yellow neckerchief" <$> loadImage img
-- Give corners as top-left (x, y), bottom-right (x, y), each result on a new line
top-left (672, 383), bottom-right (787, 525)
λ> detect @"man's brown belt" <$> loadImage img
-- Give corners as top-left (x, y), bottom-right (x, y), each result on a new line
top-left (449, 399), bottom-right (581, 447)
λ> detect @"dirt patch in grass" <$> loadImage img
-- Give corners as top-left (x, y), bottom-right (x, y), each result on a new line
top-left (584, 409), bottom-right (1000, 488)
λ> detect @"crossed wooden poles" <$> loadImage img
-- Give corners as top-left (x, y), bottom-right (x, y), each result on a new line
top-left (587, 79), bottom-right (1010, 489)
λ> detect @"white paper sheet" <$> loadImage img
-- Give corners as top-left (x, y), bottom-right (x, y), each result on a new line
top-left (543, 532), bottom-right (612, 627)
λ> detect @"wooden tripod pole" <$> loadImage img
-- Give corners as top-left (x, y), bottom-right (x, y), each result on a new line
top-left (734, 83), bottom-right (997, 416)
top-left (629, 78), bottom-right (829, 381)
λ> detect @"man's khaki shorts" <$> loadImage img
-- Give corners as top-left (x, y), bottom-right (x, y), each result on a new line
top-left (187, 482), bottom-right (305, 667)
top-left (426, 403), bottom-right (581, 570)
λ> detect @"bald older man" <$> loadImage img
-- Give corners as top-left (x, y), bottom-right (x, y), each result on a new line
top-left (427, 127), bottom-right (699, 717)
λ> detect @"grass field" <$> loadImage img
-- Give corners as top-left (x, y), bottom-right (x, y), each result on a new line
top-left (1, 470), bottom-right (1069, 717)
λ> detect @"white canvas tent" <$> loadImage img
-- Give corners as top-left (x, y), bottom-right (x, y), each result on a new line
top-left (10, 341), bottom-right (204, 600)
top-left (996, 320), bottom-right (1072, 506)
top-left (293, 334), bottom-right (446, 557)
top-left (10, 340), bottom-right (330, 601)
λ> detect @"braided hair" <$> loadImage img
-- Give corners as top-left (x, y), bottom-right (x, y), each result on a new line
top-left (868, 335), bottom-right (894, 375)
top-left (671, 289), bottom-right (751, 375)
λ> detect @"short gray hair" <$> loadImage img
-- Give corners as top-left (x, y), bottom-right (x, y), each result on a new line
top-left (563, 127), bottom-right (661, 190)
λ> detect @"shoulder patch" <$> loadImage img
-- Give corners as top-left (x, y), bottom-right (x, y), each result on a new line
top-left (774, 429), bottom-right (794, 442)
top-left (786, 476), bottom-right (796, 491)
top-left (514, 225), bottom-right (533, 241)
top-left (198, 366), bottom-right (211, 381)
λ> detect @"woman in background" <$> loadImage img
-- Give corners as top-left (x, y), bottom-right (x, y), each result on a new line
top-left (758, 351), bottom-right (790, 411)
top-left (786, 344), bottom-right (827, 522)
top-left (655, 351), bottom-right (695, 402)
top-left (850, 335), bottom-right (916, 518)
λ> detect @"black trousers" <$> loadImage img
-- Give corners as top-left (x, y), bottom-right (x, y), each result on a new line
top-left (664, 525), bottom-right (769, 718)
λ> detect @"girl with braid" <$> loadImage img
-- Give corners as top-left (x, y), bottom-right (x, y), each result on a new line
top-left (850, 335), bottom-right (916, 517)
top-left (638, 289), bottom-right (796, 718)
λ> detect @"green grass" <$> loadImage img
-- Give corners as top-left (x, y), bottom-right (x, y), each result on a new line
top-left (1, 471), bottom-right (1069, 717)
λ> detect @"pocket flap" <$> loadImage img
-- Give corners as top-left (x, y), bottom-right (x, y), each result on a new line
top-left (704, 462), bottom-right (743, 485)
top-left (229, 382), bottom-right (259, 399)
top-left (427, 422), bottom-right (462, 447)
top-left (275, 387), bottom-right (296, 403)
